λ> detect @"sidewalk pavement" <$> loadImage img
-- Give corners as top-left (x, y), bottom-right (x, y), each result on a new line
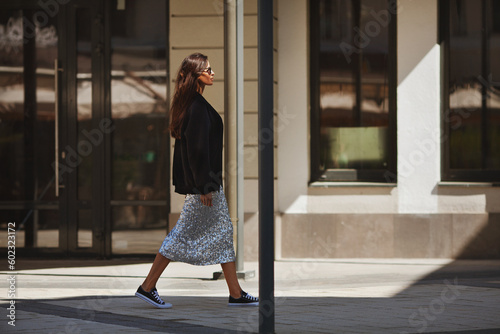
top-left (1, 258), bottom-right (500, 333)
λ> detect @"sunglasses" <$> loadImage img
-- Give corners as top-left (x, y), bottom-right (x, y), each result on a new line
top-left (202, 67), bottom-right (214, 75)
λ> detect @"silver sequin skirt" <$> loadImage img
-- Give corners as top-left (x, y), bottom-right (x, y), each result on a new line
top-left (159, 186), bottom-right (236, 266)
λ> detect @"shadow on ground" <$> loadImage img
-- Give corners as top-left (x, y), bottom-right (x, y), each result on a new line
top-left (10, 257), bottom-right (155, 271)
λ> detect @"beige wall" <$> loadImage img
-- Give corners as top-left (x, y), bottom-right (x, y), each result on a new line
top-left (169, 0), bottom-right (262, 214)
top-left (277, 0), bottom-right (500, 217)
top-left (275, 0), bottom-right (500, 259)
top-left (277, 0), bottom-right (309, 213)
top-left (169, 1), bottom-right (224, 214)
top-left (168, 0), bottom-right (278, 261)
top-left (168, 0), bottom-right (500, 260)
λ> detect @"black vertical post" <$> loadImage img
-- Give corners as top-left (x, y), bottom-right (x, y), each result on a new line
top-left (58, 3), bottom-right (69, 252)
top-left (309, 0), bottom-right (321, 182)
top-left (353, 0), bottom-right (362, 127)
top-left (94, 0), bottom-right (111, 258)
top-left (481, 0), bottom-right (490, 169)
top-left (258, 0), bottom-right (274, 333)
top-left (388, 0), bottom-right (397, 183)
top-left (439, 0), bottom-right (450, 180)
top-left (23, 11), bottom-right (37, 248)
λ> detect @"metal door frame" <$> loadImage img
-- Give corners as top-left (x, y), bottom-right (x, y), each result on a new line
top-left (57, 0), bottom-right (111, 257)
top-left (0, 0), bottom-right (111, 258)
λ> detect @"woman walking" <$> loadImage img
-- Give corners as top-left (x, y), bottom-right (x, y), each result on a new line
top-left (135, 53), bottom-right (258, 308)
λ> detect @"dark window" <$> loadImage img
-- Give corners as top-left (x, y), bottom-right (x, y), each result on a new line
top-left (441, 0), bottom-right (500, 181)
top-left (110, 0), bottom-right (170, 254)
top-left (493, 1), bottom-right (500, 33)
top-left (310, 0), bottom-right (397, 183)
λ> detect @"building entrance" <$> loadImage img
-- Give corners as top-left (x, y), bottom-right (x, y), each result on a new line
top-left (0, 0), bottom-right (107, 256)
top-left (0, 0), bottom-right (170, 258)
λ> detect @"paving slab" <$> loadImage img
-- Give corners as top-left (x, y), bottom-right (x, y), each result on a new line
top-left (1, 259), bottom-right (500, 333)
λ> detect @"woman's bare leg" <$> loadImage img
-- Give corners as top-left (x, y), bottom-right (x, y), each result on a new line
top-left (221, 261), bottom-right (242, 298)
top-left (141, 252), bottom-right (171, 291)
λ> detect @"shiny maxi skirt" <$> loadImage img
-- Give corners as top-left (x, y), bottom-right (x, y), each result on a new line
top-left (159, 186), bottom-right (236, 266)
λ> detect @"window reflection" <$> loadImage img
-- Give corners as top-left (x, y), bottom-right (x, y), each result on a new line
top-left (488, 1), bottom-right (500, 168)
top-left (110, 0), bottom-right (168, 253)
top-left (0, 211), bottom-right (59, 248)
top-left (0, 10), bottom-right (59, 247)
top-left (448, 0), bottom-right (500, 170)
top-left (112, 206), bottom-right (167, 254)
top-left (76, 8), bottom-right (93, 201)
top-left (318, 0), bottom-right (390, 177)
top-left (0, 11), bottom-right (25, 202)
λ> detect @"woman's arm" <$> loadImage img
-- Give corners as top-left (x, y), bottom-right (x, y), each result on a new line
top-left (184, 101), bottom-right (213, 195)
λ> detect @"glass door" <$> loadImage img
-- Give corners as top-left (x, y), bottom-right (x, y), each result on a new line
top-left (109, 0), bottom-right (170, 255)
top-left (0, 4), bottom-right (61, 253)
top-left (58, 0), bottom-right (108, 256)
top-left (0, 0), bottom-right (107, 256)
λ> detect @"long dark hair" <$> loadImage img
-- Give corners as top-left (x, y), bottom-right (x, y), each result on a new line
top-left (169, 53), bottom-right (208, 139)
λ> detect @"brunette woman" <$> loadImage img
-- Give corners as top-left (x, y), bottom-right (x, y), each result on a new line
top-left (135, 53), bottom-right (258, 308)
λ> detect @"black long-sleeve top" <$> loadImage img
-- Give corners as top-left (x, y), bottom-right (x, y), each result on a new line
top-left (172, 93), bottom-right (223, 195)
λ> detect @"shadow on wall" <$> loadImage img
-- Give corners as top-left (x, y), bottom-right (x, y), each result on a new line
top-left (433, 185), bottom-right (500, 259)
top-left (397, 0), bottom-right (438, 85)
top-left (452, 213), bottom-right (500, 260)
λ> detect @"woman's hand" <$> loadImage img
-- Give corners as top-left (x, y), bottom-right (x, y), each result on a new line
top-left (200, 192), bottom-right (213, 206)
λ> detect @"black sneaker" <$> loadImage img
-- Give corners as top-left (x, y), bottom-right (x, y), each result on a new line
top-left (135, 286), bottom-right (172, 309)
top-left (228, 290), bottom-right (259, 306)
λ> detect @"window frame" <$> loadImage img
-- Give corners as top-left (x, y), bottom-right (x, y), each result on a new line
top-left (440, 0), bottom-right (500, 182)
top-left (309, 0), bottom-right (398, 184)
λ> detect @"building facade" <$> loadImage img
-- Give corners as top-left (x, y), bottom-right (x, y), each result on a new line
top-left (1, 0), bottom-right (499, 259)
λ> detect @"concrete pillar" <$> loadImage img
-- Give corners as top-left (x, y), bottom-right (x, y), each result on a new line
top-left (397, 0), bottom-right (441, 213)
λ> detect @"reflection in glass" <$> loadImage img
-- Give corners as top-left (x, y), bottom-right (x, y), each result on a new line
top-left (78, 209), bottom-right (92, 248)
top-left (0, 10), bottom-right (25, 202)
top-left (449, 0), bottom-right (482, 170)
top-left (0, 211), bottom-right (59, 248)
top-left (76, 8), bottom-right (93, 201)
top-left (488, 0), bottom-right (500, 168)
top-left (0, 9), bottom-right (59, 248)
top-left (448, 0), bottom-right (500, 169)
top-left (360, 0), bottom-right (389, 124)
top-left (318, 0), bottom-right (390, 176)
top-left (112, 206), bottom-right (167, 254)
top-left (110, 0), bottom-right (169, 253)
top-left (111, 0), bottom-right (168, 202)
